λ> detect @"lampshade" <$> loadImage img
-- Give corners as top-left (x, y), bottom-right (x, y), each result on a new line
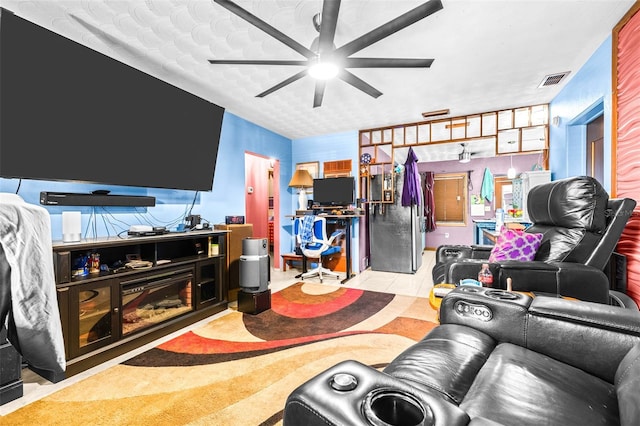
top-left (288, 169), bottom-right (314, 188)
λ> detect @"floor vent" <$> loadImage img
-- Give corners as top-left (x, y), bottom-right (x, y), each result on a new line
top-left (539, 72), bottom-right (570, 88)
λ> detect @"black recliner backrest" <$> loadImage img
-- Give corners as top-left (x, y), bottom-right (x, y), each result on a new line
top-left (525, 176), bottom-right (635, 269)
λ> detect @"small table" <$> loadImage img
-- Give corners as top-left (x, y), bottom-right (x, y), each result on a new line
top-left (281, 253), bottom-right (319, 272)
top-left (482, 228), bottom-right (499, 245)
top-left (428, 283), bottom-right (457, 310)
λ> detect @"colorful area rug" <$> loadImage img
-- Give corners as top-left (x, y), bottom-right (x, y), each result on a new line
top-left (4, 282), bottom-right (438, 425)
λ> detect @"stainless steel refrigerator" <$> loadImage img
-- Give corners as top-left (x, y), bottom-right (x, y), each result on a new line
top-left (369, 172), bottom-right (424, 273)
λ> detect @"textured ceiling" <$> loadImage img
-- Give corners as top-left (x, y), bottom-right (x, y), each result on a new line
top-left (1, 0), bottom-right (634, 141)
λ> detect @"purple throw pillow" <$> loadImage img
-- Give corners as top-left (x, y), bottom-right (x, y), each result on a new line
top-left (488, 228), bottom-right (543, 262)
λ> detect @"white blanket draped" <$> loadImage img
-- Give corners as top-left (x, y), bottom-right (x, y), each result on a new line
top-left (0, 193), bottom-right (66, 377)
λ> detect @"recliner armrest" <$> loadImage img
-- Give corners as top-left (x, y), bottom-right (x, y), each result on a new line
top-left (440, 289), bottom-right (640, 383)
top-left (435, 245), bottom-right (491, 264)
top-left (498, 261), bottom-right (611, 303)
top-left (526, 296), bottom-right (640, 382)
top-left (440, 287), bottom-right (532, 346)
top-left (446, 260), bottom-right (611, 304)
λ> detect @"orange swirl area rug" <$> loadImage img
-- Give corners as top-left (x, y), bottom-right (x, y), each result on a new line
top-left (3, 282), bottom-right (438, 425)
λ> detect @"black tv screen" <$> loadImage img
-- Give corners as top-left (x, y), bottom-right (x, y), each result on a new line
top-left (0, 9), bottom-right (224, 191)
top-left (313, 177), bottom-right (355, 207)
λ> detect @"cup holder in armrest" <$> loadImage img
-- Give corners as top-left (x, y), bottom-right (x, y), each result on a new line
top-left (362, 387), bottom-right (434, 426)
top-left (485, 290), bottom-right (521, 300)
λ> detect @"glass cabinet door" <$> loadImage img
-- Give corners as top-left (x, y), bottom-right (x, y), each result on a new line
top-left (196, 259), bottom-right (223, 308)
top-left (70, 279), bottom-right (118, 358)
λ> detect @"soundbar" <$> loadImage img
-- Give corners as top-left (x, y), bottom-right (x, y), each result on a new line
top-left (40, 192), bottom-right (156, 207)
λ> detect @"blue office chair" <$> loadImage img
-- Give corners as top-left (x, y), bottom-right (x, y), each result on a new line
top-left (294, 216), bottom-right (345, 283)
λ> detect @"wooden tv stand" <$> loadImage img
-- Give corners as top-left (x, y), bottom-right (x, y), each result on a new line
top-left (52, 230), bottom-right (229, 377)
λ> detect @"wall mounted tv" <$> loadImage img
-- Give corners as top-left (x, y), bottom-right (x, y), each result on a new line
top-left (0, 9), bottom-right (224, 192)
top-left (313, 177), bottom-right (355, 207)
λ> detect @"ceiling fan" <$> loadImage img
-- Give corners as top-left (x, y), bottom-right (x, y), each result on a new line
top-left (458, 143), bottom-right (482, 163)
top-left (209, 0), bottom-right (444, 108)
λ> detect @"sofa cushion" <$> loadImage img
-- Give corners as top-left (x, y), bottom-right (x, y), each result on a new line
top-left (383, 324), bottom-right (496, 405)
top-left (616, 343), bottom-right (640, 426)
top-left (460, 343), bottom-right (618, 426)
top-left (488, 228), bottom-right (543, 262)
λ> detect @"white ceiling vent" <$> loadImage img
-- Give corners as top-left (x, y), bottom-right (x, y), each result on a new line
top-left (538, 72), bottom-right (570, 88)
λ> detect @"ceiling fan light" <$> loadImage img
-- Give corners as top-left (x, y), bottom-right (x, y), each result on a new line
top-left (459, 151), bottom-right (471, 163)
top-left (308, 62), bottom-right (339, 80)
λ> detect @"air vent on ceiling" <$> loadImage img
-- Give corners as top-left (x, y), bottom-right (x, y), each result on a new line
top-left (422, 109), bottom-right (450, 119)
top-left (538, 72), bottom-right (570, 88)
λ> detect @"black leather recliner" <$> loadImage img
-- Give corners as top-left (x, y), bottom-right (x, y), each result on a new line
top-left (432, 176), bottom-right (637, 307)
top-left (283, 287), bottom-right (640, 426)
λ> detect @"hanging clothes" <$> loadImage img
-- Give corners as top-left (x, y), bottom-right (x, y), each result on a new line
top-left (481, 167), bottom-right (494, 202)
top-left (401, 147), bottom-right (422, 206)
top-left (423, 171), bottom-right (437, 232)
top-left (300, 215), bottom-right (315, 245)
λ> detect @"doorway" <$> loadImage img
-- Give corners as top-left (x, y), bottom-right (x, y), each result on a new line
top-left (244, 152), bottom-right (280, 268)
top-left (586, 115), bottom-right (604, 184)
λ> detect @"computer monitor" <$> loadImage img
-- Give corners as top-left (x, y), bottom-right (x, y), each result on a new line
top-left (312, 177), bottom-right (355, 207)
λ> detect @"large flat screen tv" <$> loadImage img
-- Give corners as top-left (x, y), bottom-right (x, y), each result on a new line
top-left (0, 9), bottom-right (224, 192)
top-left (313, 177), bottom-right (355, 207)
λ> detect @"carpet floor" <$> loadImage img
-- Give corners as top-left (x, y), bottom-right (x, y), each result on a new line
top-left (4, 282), bottom-right (438, 425)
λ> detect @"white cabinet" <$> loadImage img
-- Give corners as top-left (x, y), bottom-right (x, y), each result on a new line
top-left (521, 170), bottom-right (551, 222)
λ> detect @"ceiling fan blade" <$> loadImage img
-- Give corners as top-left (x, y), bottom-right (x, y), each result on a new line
top-left (343, 58), bottom-right (434, 68)
top-left (334, 0), bottom-right (443, 58)
top-left (256, 70), bottom-right (308, 98)
top-left (318, 0), bottom-right (341, 55)
top-left (313, 81), bottom-right (327, 108)
top-left (213, 0), bottom-right (315, 59)
top-left (208, 59), bottom-right (308, 66)
top-left (338, 70), bottom-right (383, 99)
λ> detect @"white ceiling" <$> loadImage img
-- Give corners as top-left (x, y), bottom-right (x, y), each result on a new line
top-left (1, 0), bottom-right (634, 142)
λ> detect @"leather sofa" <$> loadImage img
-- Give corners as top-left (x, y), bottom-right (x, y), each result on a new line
top-left (432, 176), bottom-right (637, 307)
top-left (283, 287), bottom-right (640, 426)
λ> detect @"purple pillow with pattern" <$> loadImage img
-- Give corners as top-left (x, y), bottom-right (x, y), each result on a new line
top-left (488, 228), bottom-right (543, 262)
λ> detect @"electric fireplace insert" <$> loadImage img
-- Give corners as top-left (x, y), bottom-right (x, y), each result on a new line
top-left (120, 269), bottom-right (194, 336)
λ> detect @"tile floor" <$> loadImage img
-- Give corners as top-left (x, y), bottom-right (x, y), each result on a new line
top-left (0, 250), bottom-right (437, 416)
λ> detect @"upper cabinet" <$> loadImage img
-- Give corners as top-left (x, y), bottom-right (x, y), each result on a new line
top-left (358, 104), bottom-right (549, 202)
top-left (361, 104), bottom-right (547, 152)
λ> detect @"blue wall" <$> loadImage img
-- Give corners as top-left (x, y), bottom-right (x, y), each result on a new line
top-left (290, 131), bottom-right (361, 272)
top-left (0, 111), bottom-right (295, 256)
top-left (549, 36), bottom-right (613, 191)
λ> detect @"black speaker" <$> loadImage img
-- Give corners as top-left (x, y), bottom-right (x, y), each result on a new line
top-left (40, 192), bottom-right (155, 207)
top-left (53, 251), bottom-right (71, 284)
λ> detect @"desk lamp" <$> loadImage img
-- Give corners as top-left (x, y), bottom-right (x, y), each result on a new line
top-left (289, 169), bottom-right (314, 210)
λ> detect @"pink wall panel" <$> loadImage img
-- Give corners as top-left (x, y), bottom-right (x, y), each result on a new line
top-left (615, 6), bottom-right (640, 306)
top-left (244, 154), bottom-right (270, 241)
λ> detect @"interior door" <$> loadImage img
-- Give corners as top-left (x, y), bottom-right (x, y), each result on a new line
top-left (586, 115), bottom-right (604, 184)
top-left (244, 153), bottom-right (280, 268)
